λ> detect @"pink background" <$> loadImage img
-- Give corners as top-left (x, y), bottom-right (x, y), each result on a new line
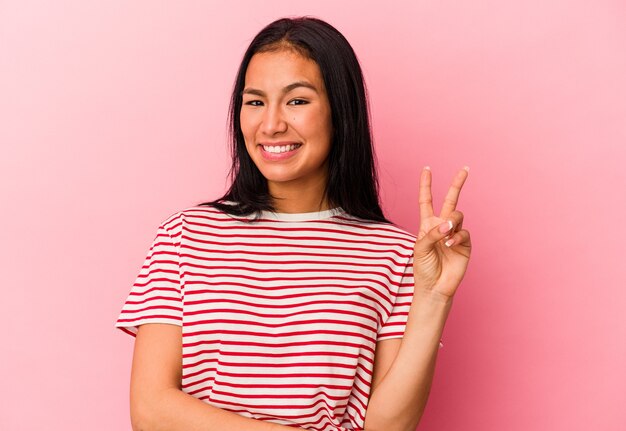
top-left (1, 1), bottom-right (625, 430)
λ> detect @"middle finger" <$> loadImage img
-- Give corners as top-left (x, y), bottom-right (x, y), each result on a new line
top-left (440, 166), bottom-right (469, 219)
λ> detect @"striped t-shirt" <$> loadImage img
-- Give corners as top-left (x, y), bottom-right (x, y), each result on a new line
top-left (116, 205), bottom-right (416, 431)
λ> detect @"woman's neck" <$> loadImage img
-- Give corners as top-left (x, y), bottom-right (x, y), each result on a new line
top-left (267, 178), bottom-right (331, 214)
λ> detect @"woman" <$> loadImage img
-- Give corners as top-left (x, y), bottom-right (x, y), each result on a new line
top-left (116, 16), bottom-right (471, 431)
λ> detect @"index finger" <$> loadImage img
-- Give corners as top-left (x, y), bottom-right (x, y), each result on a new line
top-left (439, 166), bottom-right (470, 218)
top-left (418, 166), bottom-right (435, 220)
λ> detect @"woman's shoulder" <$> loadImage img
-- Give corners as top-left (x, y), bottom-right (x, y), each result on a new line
top-left (156, 204), bottom-right (240, 234)
top-left (334, 212), bottom-right (417, 248)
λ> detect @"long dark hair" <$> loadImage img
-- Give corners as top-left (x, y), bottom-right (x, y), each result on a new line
top-left (200, 16), bottom-right (390, 223)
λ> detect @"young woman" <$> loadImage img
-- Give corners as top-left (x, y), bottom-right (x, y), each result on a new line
top-left (116, 16), bottom-right (471, 431)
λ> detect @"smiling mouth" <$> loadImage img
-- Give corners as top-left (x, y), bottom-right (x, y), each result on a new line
top-left (260, 143), bottom-right (302, 154)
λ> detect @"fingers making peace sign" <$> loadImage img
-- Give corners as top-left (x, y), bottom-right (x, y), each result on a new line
top-left (412, 166), bottom-right (472, 301)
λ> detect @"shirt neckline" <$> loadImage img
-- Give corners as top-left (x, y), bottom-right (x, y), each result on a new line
top-left (257, 206), bottom-right (346, 222)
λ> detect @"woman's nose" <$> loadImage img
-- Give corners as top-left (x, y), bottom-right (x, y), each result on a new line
top-left (260, 105), bottom-right (287, 135)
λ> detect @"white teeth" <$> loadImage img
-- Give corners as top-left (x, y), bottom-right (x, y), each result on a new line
top-left (262, 144), bottom-right (301, 153)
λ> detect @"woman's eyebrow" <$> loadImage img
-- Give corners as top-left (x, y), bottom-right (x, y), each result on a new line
top-left (242, 81), bottom-right (319, 96)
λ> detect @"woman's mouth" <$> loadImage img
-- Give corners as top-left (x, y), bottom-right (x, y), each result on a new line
top-left (259, 143), bottom-right (302, 160)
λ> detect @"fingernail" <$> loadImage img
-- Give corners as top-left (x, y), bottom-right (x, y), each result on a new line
top-left (439, 220), bottom-right (453, 233)
top-left (424, 166), bottom-right (431, 170)
top-left (463, 166), bottom-right (470, 172)
top-left (445, 239), bottom-right (455, 247)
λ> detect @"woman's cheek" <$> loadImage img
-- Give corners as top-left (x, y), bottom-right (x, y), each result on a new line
top-left (240, 112), bottom-right (256, 138)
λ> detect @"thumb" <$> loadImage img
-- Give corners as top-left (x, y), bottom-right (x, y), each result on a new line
top-left (415, 220), bottom-right (454, 254)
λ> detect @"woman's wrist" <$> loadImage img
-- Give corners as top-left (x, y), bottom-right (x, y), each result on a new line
top-left (410, 287), bottom-right (454, 348)
top-left (412, 287), bottom-right (455, 307)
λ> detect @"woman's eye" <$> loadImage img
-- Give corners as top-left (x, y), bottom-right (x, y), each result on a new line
top-left (288, 99), bottom-right (308, 106)
top-left (244, 100), bottom-right (263, 106)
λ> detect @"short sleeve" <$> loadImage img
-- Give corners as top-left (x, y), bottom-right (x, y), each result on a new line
top-left (115, 223), bottom-right (183, 337)
top-left (376, 254), bottom-right (415, 341)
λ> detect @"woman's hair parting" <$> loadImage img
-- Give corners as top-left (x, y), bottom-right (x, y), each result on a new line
top-left (200, 16), bottom-right (390, 223)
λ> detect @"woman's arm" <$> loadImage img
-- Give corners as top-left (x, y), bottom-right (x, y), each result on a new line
top-left (129, 323), bottom-right (305, 431)
top-left (364, 292), bottom-right (452, 431)
top-left (363, 167), bottom-right (471, 431)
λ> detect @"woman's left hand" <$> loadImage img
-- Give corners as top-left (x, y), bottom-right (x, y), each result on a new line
top-left (412, 166), bottom-right (472, 301)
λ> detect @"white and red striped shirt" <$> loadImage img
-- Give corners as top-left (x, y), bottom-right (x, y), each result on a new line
top-left (116, 204), bottom-right (416, 431)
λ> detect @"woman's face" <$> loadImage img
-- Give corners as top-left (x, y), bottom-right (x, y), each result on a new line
top-left (240, 49), bottom-right (333, 195)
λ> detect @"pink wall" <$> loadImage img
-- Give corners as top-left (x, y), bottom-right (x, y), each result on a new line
top-left (1, 1), bottom-right (624, 430)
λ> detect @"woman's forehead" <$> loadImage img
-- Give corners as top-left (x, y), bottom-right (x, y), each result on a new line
top-left (244, 50), bottom-right (324, 91)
